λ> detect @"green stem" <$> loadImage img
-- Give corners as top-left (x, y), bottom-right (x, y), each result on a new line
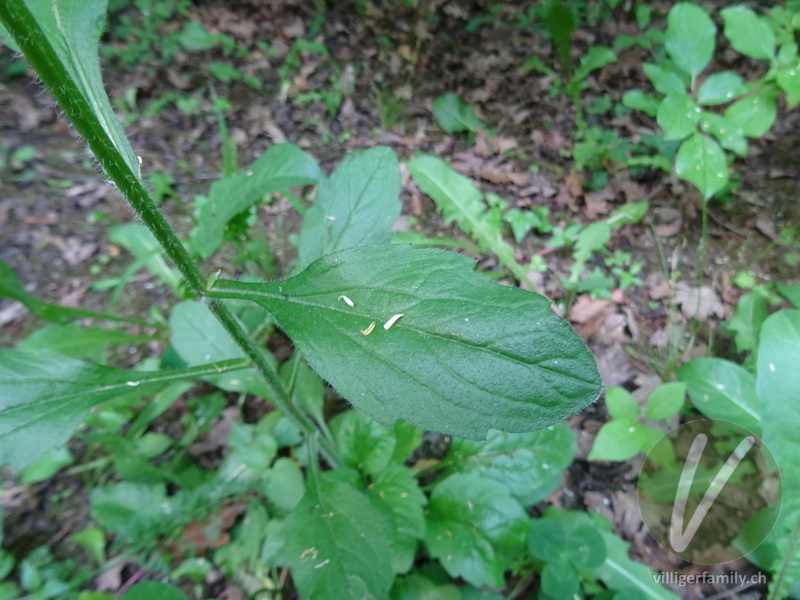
top-left (0, 0), bottom-right (339, 467)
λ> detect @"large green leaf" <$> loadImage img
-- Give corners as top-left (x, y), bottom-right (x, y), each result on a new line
top-left (119, 582), bottom-right (187, 600)
top-left (675, 133), bottom-right (728, 200)
top-left (664, 3), bottom-right (716, 80)
top-left (721, 6), bottom-right (775, 61)
top-left (444, 424), bottom-right (575, 505)
top-left (278, 471), bottom-right (394, 600)
top-left (190, 143), bottom-right (322, 258)
top-left (0, 350), bottom-right (249, 470)
top-left (407, 155), bottom-right (531, 285)
top-left (209, 245), bottom-right (602, 439)
top-left (296, 147), bottom-right (401, 272)
top-left (758, 310), bottom-right (800, 598)
top-left (677, 357), bottom-right (760, 433)
top-left (424, 472), bottom-right (529, 588)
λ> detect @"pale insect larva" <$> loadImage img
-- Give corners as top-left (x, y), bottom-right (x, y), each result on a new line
top-left (383, 314), bottom-right (404, 330)
top-left (337, 295), bottom-right (355, 308)
top-left (360, 322), bottom-right (376, 336)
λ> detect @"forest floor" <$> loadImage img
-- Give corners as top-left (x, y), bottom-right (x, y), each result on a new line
top-left (1, 1), bottom-right (799, 599)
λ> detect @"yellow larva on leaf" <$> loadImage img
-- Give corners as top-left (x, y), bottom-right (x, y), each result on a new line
top-left (360, 322), bottom-right (376, 336)
top-left (338, 295), bottom-right (355, 308)
top-left (383, 314), bottom-right (405, 330)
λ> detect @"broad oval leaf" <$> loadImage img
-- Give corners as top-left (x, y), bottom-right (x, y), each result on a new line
top-left (656, 94), bottom-right (699, 141)
top-left (699, 112), bottom-right (747, 156)
top-left (445, 424), bottom-right (575, 505)
top-left (697, 71), bottom-right (745, 105)
top-left (643, 63), bottom-right (687, 96)
top-left (721, 6), bottom-right (775, 61)
top-left (424, 472), bottom-right (529, 588)
top-left (724, 88), bottom-right (778, 138)
top-left (210, 245), bottom-right (602, 439)
top-left (432, 93), bottom-right (484, 134)
top-left (675, 133), bottom-right (728, 200)
top-left (278, 472), bottom-right (394, 600)
top-left (665, 3), bottom-right (716, 79)
top-left (296, 147), bottom-right (401, 272)
top-left (677, 357), bottom-right (760, 433)
top-left (758, 310), bottom-right (800, 598)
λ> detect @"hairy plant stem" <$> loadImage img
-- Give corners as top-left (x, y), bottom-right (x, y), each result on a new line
top-left (0, 0), bottom-right (339, 467)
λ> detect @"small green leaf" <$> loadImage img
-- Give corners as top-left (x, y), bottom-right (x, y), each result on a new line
top-left (665, 3), bottom-right (716, 79)
top-left (119, 582), bottom-right (187, 600)
top-left (190, 143), bottom-right (322, 258)
top-left (697, 72), bottom-right (745, 105)
top-left (677, 357), bottom-right (760, 433)
top-left (110, 224), bottom-right (181, 290)
top-left (432, 93), bottom-right (484, 134)
top-left (724, 89), bottom-right (778, 138)
top-left (777, 65), bottom-right (800, 108)
top-left (572, 46), bottom-right (616, 84)
top-left (278, 472), bottom-right (394, 600)
top-left (367, 464), bottom-right (427, 574)
top-left (0, 350), bottom-right (248, 471)
top-left (622, 90), bottom-right (660, 117)
top-left (445, 425), bottom-right (575, 506)
top-left (541, 558), bottom-right (579, 598)
top-left (588, 418), bottom-right (649, 462)
top-left (169, 300), bottom-right (273, 397)
top-left (643, 63), bottom-right (686, 96)
top-left (296, 147), bottom-right (401, 272)
top-left (726, 291), bottom-right (769, 354)
top-left (605, 387), bottom-right (640, 420)
top-left (331, 410), bottom-right (397, 475)
top-left (210, 245), bottom-right (601, 440)
top-left (175, 21), bottom-right (216, 51)
top-left (264, 457), bottom-right (305, 513)
top-left (19, 447), bottom-right (74, 484)
top-left (607, 200), bottom-right (649, 227)
top-left (391, 574), bottom-right (461, 600)
top-left (699, 112), bottom-right (747, 156)
top-left (721, 6), bottom-right (775, 60)
top-left (675, 133), bottom-right (728, 200)
top-left (645, 382), bottom-right (686, 420)
top-left (656, 94), bottom-right (699, 140)
top-left (425, 473), bottom-right (529, 588)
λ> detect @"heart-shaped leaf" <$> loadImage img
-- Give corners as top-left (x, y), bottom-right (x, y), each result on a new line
top-left (210, 245), bottom-right (601, 439)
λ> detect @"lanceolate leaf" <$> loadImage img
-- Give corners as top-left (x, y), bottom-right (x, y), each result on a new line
top-left (407, 155), bottom-right (531, 284)
top-left (296, 147), bottom-right (401, 272)
top-left (209, 245), bottom-right (602, 439)
top-left (0, 350), bottom-right (249, 471)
